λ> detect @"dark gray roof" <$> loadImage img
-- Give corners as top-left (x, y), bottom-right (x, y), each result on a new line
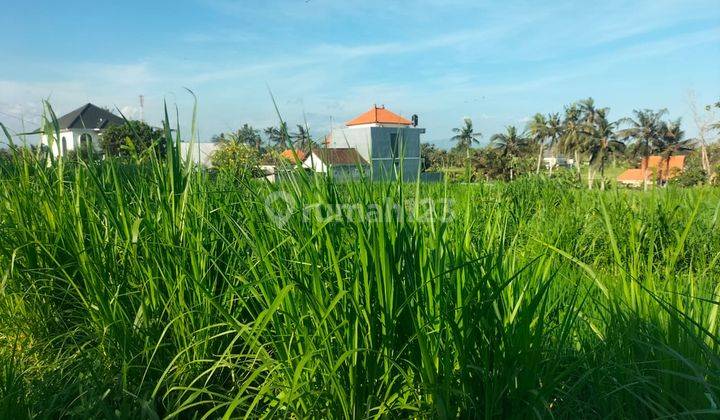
top-left (55, 103), bottom-right (124, 130)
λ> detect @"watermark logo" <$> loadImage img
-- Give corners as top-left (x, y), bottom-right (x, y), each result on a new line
top-left (264, 191), bottom-right (454, 227)
top-left (264, 191), bottom-right (295, 227)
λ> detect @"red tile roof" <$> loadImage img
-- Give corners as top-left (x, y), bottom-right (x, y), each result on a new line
top-left (618, 155), bottom-right (687, 183)
top-left (645, 155), bottom-right (685, 170)
top-left (617, 169), bottom-right (649, 182)
top-left (346, 105), bottom-right (412, 126)
top-left (280, 149), bottom-right (306, 163)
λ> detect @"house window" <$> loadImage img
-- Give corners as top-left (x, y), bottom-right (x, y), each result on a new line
top-left (61, 137), bottom-right (67, 155)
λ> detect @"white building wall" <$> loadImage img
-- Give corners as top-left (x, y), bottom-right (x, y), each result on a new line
top-left (302, 152), bottom-right (328, 173)
top-left (40, 129), bottom-right (102, 157)
top-left (330, 127), bottom-right (373, 163)
top-left (179, 142), bottom-right (220, 167)
top-left (301, 153), bottom-right (366, 180)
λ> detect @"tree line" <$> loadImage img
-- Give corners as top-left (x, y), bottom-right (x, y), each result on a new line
top-left (423, 97), bottom-right (719, 188)
top-left (211, 123), bottom-right (315, 151)
top-left (32, 97), bottom-right (718, 187)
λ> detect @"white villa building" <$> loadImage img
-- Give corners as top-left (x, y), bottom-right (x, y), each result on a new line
top-left (39, 103), bottom-right (124, 157)
top-left (542, 150), bottom-right (574, 170)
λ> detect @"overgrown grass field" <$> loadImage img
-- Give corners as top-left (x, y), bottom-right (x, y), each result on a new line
top-left (1, 119), bottom-right (719, 418)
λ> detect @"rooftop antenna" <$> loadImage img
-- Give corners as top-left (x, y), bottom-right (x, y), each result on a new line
top-left (139, 95), bottom-right (145, 122)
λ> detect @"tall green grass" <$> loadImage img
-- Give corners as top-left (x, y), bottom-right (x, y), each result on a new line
top-left (0, 108), bottom-right (719, 418)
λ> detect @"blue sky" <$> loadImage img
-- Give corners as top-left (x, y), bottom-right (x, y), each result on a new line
top-left (1, 0), bottom-right (719, 147)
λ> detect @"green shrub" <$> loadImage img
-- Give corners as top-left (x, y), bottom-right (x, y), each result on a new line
top-left (671, 154), bottom-right (708, 187)
top-left (100, 120), bottom-right (164, 157)
top-left (210, 140), bottom-right (264, 178)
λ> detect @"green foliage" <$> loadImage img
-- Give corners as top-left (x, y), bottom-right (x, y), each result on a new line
top-left (215, 123), bottom-right (263, 150)
top-left (209, 139), bottom-right (262, 177)
top-left (471, 146), bottom-right (507, 179)
top-left (672, 153), bottom-right (708, 187)
top-left (260, 148), bottom-right (285, 166)
top-left (0, 148), bottom-right (12, 163)
top-left (451, 117), bottom-right (482, 152)
top-left (264, 122), bottom-right (290, 149)
top-left (437, 98), bottom-right (700, 187)
top-left (100, 120), bottom-right (164, 157)
top-left (291, 124), bottom-right (314, 149)
top-left (420, 142), bottom-right (448, 170)
top-left (547, 167), bottom-right (582, 188)
top-left (490, 126), bottom-right (530, 179)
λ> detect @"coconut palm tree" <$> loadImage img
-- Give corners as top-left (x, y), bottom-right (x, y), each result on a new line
top-left (558, 104), bottom-right (584, 179)
top-left (712, 121), bottom-right (720, 133)
top-left (585, 114), bottom-right (625, 190)
top-left (617, 109), bottom-right (667, 190)
top-left (451, 118), bottom-right (482, 152)
top-left (545, 113), bottom-right (562, 173)
top-left (656, 119), bottom-right (695, 183)
top-left (578, 97), bottom-right (609, 128)
top-left (264, 122), bottom-right (290, 149)
top-left (490, 125), bottom-right (528, 180)
top-left (292, 124), bottom-right (314, 150)
top-left (229, 124), bottom-right (262, 150)
top-left (526, 113), bottom-right (548, 175)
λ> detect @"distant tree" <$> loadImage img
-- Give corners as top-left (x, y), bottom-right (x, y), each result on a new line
top-left (705, 99), bottom-right (720, 112)
top-left (706, 99), bottom-right (720, 139)
top-left (451, 118), bottom-right (482, 153)
top-left (421, 143), bottom-right (447, 170)
top-left (671, 157), bottom-right (706, 187)
top-left (578, 97), bottom-right (608, 128)
top-left (490, 126), bottom-right (528, 180)
top-left (526, 113), bottom-right (548, 175)
top-left (688, 92), bottom-right (715, 183)
top-left (655, 119), bottom-right (695, 183)
top-left (617, 109), bottom-right (667, 190)
top-left (100, 120), bottom-right (164, 157)
top-left (264, 126), bottom-right (280, 148)
top-left (210, 139), bottom-right (262, 178)
top-left (292, 125), bottom-right (314, 150)
top-left (546, 113), bottom-right (562, 171)
top-left (264, 122), bottom-right (290, 149)
top-left (227, 124), bottom-right (262, 150)
top-left (585, 114), bottom-right (625, 190)
top-left (259, 149), bottom-right (284, 166)
top-left (558, 104), bottom-right (585, 178)
top-left (471, 147), bottom-right (508, 181)
top-left (705, 98), bottom-right (720, 183)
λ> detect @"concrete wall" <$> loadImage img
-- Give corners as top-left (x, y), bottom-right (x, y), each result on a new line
top-left (330, 126), bottom-right (423, 182)
top-left (370, 126), bottom-right (421, 182)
